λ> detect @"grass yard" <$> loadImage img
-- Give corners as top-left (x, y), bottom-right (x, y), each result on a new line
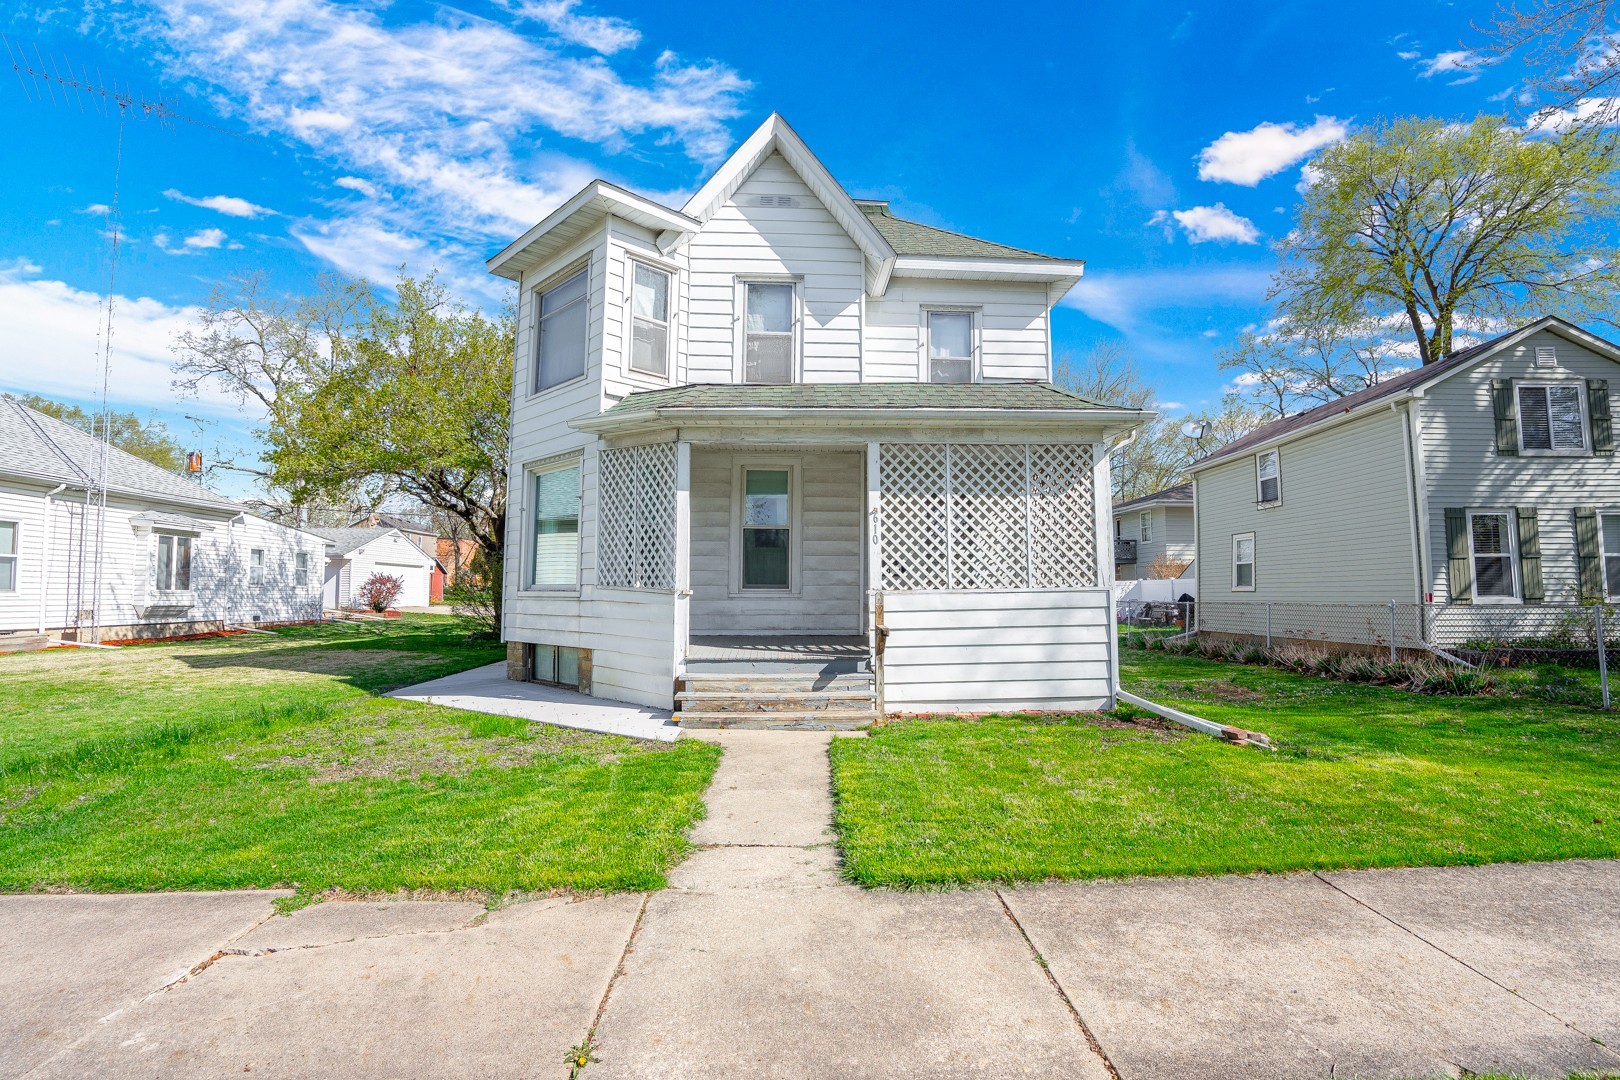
top-left (831, 648), bottom-right (1620, 888)
top-left (0, 618), bottom-right (720, 903)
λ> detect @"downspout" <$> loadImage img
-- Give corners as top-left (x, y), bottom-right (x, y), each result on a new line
top-left (38, 483), bottom-right (67, 634)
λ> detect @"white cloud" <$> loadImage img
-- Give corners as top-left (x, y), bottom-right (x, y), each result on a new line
top-left (1197, 116), bottom-right (1348, 185)
top-left (1201, 329), bottom-right (1219, 338)
top-left (1156, 400), bottom-right (1186, 411)
top-left (1415, 49), bottom-right (1492, 84)
top-left (121, 0), bottom-right (749, 245)
top-left (0, 259), bottom-right (236, 416)
top-left (334, 176), bottom-right (382, 198)
top-left (184, 227), bottom-right (227, 249)
top-left (1295, 162), bottom-right (1323, 194)
top-left (1062, 265), bottom-right (1272, 336)
top-left (502, 0), bottom-right (641, 54)
top-left (1529, 97), bottom-right (1620, 133)
top-left (1171, 204), bottom-right (1260, 244)
top-left (163, 189), bottom-right (274, 218)
top-left (80, 203), bottom-right (112, 216)
top-left (1396, 50), bottom-right (1421, 60)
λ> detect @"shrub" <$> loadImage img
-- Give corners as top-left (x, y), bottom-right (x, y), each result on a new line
top-left (356, 573), bottom-right (404, 613)
top-left (1147, 634), bottom-right (1168, 651)
top-left (1240, 645), bottom-right (1269, 665)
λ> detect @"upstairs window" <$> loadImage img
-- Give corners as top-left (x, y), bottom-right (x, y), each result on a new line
top-left (1468, 510), bottom-right (1518, 600)
top-left (535, 268), bottom-right (588, 392)
top-left (156, 534), bottom-right (192, 592)
top-left (1139, 510), bottom-right (1153, 542)
top-left (927, 311), bottom-right (973, 384)
top-left (1256, 449), bottom-right (1281, 506)
top-left (743, 283), bottom-right (795, 384)
top-left (294, 551), bottom-right (309, 587)
top-left (531, 460), bottom-right (581, 589)
top-left (0, 520), bottom-right (15, 592)
top-left (630, 262), bottom-right (672, 378)
top-left (250, 548), bottom-right (265, 586)
top-left (1517, 382), bottom-right (1586, 453)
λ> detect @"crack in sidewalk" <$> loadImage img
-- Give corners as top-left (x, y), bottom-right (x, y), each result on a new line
top-left (994, 889), bottom-right (1122, 1080)
top-left (1310, 872), bottom-right (1620, 1063)
top-left (569, 891), bottom-right (652, 1077)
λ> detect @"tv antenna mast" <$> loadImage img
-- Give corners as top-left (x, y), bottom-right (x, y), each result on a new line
top-left (4, 35), bottom-right (243, 641)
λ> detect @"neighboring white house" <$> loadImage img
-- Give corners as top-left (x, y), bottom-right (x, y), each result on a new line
top-left (488, 113), bottom-right (1149, 722)
top-left (1112, 482), bottom-right (1194, 581)
top-left (1187, 316), bottom-right (1620, 648)
top-left (0, 398), bottom-right (326, 645)
top-left (310, 527), bottom-right (439, 609)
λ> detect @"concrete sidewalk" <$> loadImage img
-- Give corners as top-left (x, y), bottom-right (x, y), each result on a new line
top-left (387, 662), bottom-right (679, 741)
top-left (3, 731), bottom-right (1617, 1079)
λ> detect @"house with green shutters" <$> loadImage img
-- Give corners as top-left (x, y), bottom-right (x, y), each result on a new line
top-left (1187, 316), bottom-right (1619, 647)
top-left (487, 114), bottom-right (1149, 723)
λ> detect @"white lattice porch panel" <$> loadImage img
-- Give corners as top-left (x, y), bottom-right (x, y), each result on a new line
top-left (1029, 444), bottom-right (1097, 587)
top-left (878, 444), bottom-right (949, 589)
top-left (597, 443), bottom-right (677, 590)
top-left (878, 443), bottom-right (1098, 591)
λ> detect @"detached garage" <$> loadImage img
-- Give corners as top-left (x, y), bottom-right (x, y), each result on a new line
top-left (311, 527), bottom-right (440, 610)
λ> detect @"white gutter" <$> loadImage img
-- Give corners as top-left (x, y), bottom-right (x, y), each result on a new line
top-left (572, 405), bottom-right (1154, 436)
top-left (37, 482), bottom-right (67, 634)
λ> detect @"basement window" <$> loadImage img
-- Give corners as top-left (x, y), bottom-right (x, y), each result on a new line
top-left (532, 644), bottom-right (583, 689)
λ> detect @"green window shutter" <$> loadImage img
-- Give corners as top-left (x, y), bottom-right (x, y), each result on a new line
top-left (1588, 380), bottom-right (1613, 454)
top-left (1575, 507), bottom-right (1603, 598)
top-left (1516, 507), bottom-right (1543, 604)
top-left (1491, 379), bottom-right (1518, 455)
top-left (1444, 508), bottom-right (1472, 604)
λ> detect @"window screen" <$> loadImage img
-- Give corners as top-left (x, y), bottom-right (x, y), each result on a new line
top-left (1518, 384), bottom-right (1585, 451)
top-left (532, 463), bottom-right (581, 588)
top-left (744, 283), bottom-right (794, 384)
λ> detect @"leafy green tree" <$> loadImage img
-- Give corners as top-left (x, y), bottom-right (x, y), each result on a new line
top-left (266, 274), bottom-right (513, 617)
top-left (1276, 115), bottom-right (1620, 365)
top-left (10, 394), bottom-right (188, 472)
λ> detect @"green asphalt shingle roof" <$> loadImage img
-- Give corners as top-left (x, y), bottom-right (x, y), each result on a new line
top-left (856, 201), bottom-right (1066, 261)
top-left (602, 382), bottom-right (1118, 415)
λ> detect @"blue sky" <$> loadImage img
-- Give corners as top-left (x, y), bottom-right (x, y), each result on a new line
top-left (1, 0), bottom-right (1526, 496)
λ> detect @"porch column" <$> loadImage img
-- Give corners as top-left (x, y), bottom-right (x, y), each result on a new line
top-left (672, 440), bottom-right (692, 678)
top-left (865, 441), bottom-right (883, 703)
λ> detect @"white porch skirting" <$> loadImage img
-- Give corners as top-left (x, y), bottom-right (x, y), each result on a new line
top-left (880, 588), bottom-right (1114, 714)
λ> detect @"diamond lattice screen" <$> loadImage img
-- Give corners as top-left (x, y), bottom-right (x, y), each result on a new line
top-left (597, 443), bottom-right (677, 590)
top-left (878, 443), bottom-right (1096, 591)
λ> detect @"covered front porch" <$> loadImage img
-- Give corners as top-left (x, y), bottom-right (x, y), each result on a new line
top-left (570, 382), bottom-right (1141, 718)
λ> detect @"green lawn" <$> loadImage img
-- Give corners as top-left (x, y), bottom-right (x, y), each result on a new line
top-left (831, 649), bottom-right (1620, 888)
top-left (0, 618), bottom-right (720, 903)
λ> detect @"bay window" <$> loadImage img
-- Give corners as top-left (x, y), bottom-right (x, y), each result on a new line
top-left (535, 267), bottom-right (588, 392)
top-left (630, 262), bottom-right (672, 377)
top-left (156, 533), bottom-right (192, 592)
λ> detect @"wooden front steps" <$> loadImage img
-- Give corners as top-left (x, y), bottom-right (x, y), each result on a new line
top-left (675, 671), bottom-right (878, 730)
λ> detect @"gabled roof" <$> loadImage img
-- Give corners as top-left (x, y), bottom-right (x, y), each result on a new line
top-left (0, 397), bottom-right (241, 513)
top-left (1113, 482), bottom-right (1193, 514)
top-left (308, 526), bottom-right (415, 558)
top-left (487, 180), bottom-right (697, 282)
top-left (351, 511), bottom-right (434, 535)
top-left (1189, 316), bottom-right (1620, 472)
top-left (854, 201), bottom-right (1061, 260)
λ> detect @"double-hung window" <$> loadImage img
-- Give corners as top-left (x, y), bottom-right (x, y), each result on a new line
top-left (630, 262), bottom-right (672, 377)
top-left (535, 267), bottom-right (588, 392)
top-left (0, 520), bottom-right (16, 592)
top-left (1467, 510), bottom-right (1518, 601)
top-left (741, 467), bottom-right (791, 589)
top-left (1232, 533), bottom-right (1255, 591)
top-left (249, 548), bottom-right (265, 586)
top-left (1600, 512), bottom-right (1620, 600)
top-left (531, 460), bottom-right (581, 590)
top-left (1256, 450), bottom-right (1281, 505)
top-left (743, 283), bottom-right (794, 384)
top-left (1139, 510), bottom-right (1153, 543)
top-left (1517, 382), bottom-right (1586, 453)
top-left (926, 311), bottom-right (973, 384)
top-left (156, 534), bottom-right (192, 592)
top-left (294, 552), bottom-right (309, 587)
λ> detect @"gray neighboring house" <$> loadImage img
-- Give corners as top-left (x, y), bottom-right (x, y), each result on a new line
top-left (1188, 317), bottom-right (1620, 647)
top-left (1112, 482), bottom-right (1194, 580)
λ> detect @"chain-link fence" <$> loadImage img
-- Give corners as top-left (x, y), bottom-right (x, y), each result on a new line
top-left (1119, 598), bottom-right (1619, 707)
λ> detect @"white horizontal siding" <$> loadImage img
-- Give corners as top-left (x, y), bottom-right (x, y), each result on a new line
top-left (881, 589), bottom-right (1113, 712)
top-left (865, 279), bottom-right (1051, 383)
top-left (334, 532), bottom-right (436, 609)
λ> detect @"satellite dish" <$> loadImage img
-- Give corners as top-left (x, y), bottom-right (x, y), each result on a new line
top-left (1181, 420), bottom-right (1210, 440)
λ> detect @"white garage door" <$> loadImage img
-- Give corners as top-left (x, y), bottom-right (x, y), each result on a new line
top-left (374, 561), bottom-right (430, 607)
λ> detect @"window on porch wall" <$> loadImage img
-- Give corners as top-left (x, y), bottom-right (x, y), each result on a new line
top-left (742, 468), bottom-right (791, 589)
top-left (877, 443), bottom-right (1098, 590)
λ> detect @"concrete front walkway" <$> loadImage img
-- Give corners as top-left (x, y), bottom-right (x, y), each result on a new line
top-left (4, 732), bottom-right (1617, 1079)
top-left (387, 662), bottom-right (679, 741)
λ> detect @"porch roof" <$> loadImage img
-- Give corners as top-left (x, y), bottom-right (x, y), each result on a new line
top-left (574, 382), bottom-right (1151, 437)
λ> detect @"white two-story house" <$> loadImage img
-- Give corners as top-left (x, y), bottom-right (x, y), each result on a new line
top-left (488, 114), bottom-right (1147, 723)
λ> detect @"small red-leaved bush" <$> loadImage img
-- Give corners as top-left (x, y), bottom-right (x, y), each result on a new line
top-left (356, 573), bottom-right (405, 613)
